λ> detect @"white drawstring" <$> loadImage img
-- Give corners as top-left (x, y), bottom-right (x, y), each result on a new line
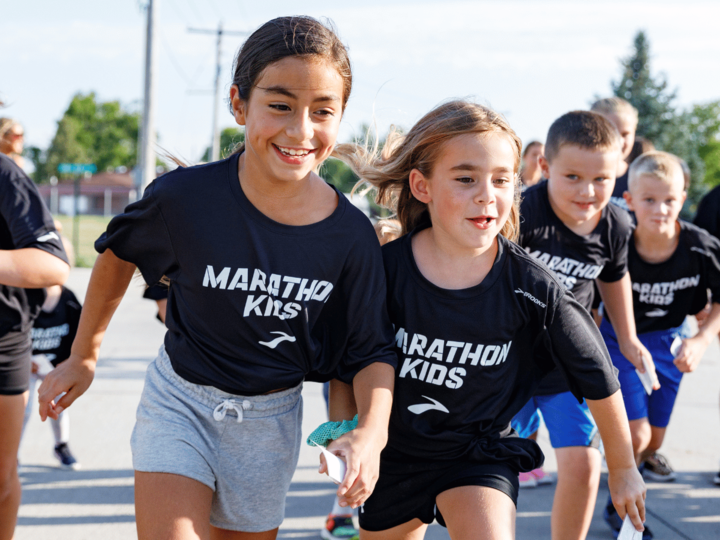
top-left (213, 399), bottom-right (252, 423)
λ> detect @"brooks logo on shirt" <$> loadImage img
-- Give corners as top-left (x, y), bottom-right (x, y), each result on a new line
top-left (395, 327), bottom-right (511, 390)
top-left (526, 250), bottom-right (603, 289)
top-left (632, 275), bottom-right (700, 306)
top-left (408, 396), bottom-right (449, 415)
top-left (37, 232), bottom-right (60, 243)
top-left (202, 265), bottom-right (334, 321)
top-left (258, 331), bottom-right (296, 349)
top-left (514, 288), bottom-right (547, 308)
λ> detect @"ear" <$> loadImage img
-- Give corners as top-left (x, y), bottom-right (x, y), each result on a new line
top-left (623, 190), bottom-right (635, 212)
top-left (409, 169), bottom-right (432, 204)
top-left (230, 85), bottom-right (247, 126)
top-left (539, 155), bottom-right (551, 179)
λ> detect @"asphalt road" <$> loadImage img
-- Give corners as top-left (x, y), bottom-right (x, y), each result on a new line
top-left (15, 269), bottom-right (720, 540)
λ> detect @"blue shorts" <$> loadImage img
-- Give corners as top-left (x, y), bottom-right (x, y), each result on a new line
top-left (599, 318), bottom-right (689, 428)
top-left (511, 391), bottom-right (598, 449)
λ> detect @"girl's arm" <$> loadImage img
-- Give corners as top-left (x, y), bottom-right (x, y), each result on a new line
top-left (586, 391), bottom-right (647, 533)
top-left (675, 302), bottom-right (720, 372)
top-left (37, 249), bottom-right (136, 421)
top-left (326, 362), bottom-right (394, 509)
top-left (597, 274), bottom-right (658, 389)
top-left (0, 247), bottom-right (69, 288)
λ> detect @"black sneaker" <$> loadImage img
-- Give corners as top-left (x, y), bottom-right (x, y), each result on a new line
top-left (54, 443), bottom-right (80, 470)
top-left (642, 452), bottom-right (676, 482)
top-left (604, 498), bottom-right (653, 539)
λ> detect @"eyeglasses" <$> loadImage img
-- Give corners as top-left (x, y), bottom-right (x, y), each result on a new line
top-left (7, 132), bottom-right (24, 139)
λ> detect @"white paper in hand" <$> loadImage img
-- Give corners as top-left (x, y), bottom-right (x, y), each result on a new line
top-left (670, 336), bottom-right (683, 358)
top-left (617, 514), bottom-right (643, 540)
top-left (635, 354), bottom-right (654, 396)
top-left (32, 354), bottom-right (54, 377)
top-left (318, 446), bottom-right (347, 484)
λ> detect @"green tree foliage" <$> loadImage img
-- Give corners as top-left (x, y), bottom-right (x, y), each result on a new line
top-left (29, 93), bottom-right (140, 183)
top-left (201, 127), bottom-right (245, 162)
top-left (612, 31), bottom-right (720, 212)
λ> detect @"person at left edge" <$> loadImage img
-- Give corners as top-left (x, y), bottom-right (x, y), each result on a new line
top-left (37, 16), bottom-right (396, 540)
top-left (0, 152), bottom-right (69, 540)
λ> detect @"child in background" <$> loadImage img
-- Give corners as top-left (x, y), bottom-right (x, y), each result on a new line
top-left (591, 98), bottom-right (639, 211)
top-left (600, 151), bottom-right (720, 536)
top-left (520, 140), bottom-right (544, 188)
top-left (321, 219), bottom-right (401, 540)
top-left (22, 283), bottom-right (82, 469)
top-left (512, 110), bottom-right (652, 540)
top-left (331, 100), bottom-right (646, 540)
top-left (626, 137), bottom-right (655, 166)
top-left (38, 16), bottom-right (397, 539)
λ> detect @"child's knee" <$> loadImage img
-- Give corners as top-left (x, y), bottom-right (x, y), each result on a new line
top-left (0, 460), bottom-right (19, 501)
top-left (557, 447), bottom-right (601, 483)
top-left (629, 419), bottom-right (651, 456)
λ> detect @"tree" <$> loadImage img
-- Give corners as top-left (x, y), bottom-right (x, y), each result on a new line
top-left (611, 32), bottom-right (720, 212)
top-left (201, 127), bottom-right (245, 162)
top-left (29, 93), bottom-right (140, 183)
top-left (612, 31), bottom-right (677, 146)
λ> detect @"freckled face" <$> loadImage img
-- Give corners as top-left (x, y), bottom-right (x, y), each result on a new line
top-left (231, 56), bottom-right (345, 184)
top-left (543, 145), bottom-right (619, 229)
top-left (415, 132), bottom-right (517, 252)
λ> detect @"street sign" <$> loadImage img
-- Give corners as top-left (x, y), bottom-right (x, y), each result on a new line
top-left (58, 163), bottom-right (97, 174)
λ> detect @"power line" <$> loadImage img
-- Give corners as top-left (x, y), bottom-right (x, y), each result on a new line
top-left (188, 24), bottom-right (249, 161)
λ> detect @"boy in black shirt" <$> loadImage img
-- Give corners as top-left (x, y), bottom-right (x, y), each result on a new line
top-left (21, 285), bottom-right (82, 469)
top-left (513, 111), bottom-right (653, 540)
top-left (600, 152), bottom-right (720, 534)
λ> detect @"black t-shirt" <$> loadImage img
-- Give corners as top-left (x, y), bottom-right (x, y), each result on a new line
top-left (519, 181), bottom-right (632, 395)
top-left (0, 154), bottom-right (68, 338)
top-left (694, 185), bottom-right (720, 240)
top-left (609, 221), bottom-right (720, 334)
top-left (382, 232), bottom-right (620, 470)
top-left (95, 154), bottom-right (397, 395)
top-left (609, 170), bottom-right (630, 211)
top-left (31, 287), bottom-right (82, 367)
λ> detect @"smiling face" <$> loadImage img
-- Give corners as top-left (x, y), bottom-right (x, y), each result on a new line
top-left (626, 172), bottom-right (686, 236)
top-left (410, 132), bottom-right (516, 254)
top-left (541, 144), bottom-right (619, 233)
top-left (231, 56), bottom-right (344, 185)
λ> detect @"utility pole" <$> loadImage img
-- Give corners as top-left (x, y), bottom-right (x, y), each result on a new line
top-left (137, 0), bottom-right (158, 197)
top-left (188, 24), bottom-right (248, 161)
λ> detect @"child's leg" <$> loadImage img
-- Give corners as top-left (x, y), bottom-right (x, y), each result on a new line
top-left (537, 392), bottom-right (601, 540)
top-left (51, 410), bottom-right (70, 445)
top-left (643, 426), bottom-right (667, 461)
top-left (0, 392), bottom-right (27, 540)
top-left (552, 447), bottom-right (601, 540)
top-left (360, 520), bottom-right (427, 540)
top-left (20, 372), bottom-right (39, 442)
top-left (436, 486), bottom-right (515, 540)
top-left (629, 418), bottom-right (652, 464)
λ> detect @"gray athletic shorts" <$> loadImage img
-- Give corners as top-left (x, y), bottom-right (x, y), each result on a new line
top-left (131, 345), bottom-right (303, 532)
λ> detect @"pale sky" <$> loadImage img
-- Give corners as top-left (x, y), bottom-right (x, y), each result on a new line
top-left (3, 0), bottom-right (720, 168)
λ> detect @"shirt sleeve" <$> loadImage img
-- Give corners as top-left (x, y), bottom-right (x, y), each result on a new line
top-left (700, 232), bottom-right (720, 304)
top-left (95, 180), bottom-right (178, 287)
top-left (544, 288), bottom-right (620, 402)
top-left (598, 209), bottom-right (632, 283)
top-left (0, 159), bottom-right (67, 263)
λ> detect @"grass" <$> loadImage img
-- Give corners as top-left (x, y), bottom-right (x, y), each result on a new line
top-left (54, 215), bottom-right (112, 268)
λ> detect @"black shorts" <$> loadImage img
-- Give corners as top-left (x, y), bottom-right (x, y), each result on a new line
top-left (359, 450), bottom-right (518, 532)
top-left (0, 330), bottom-right (32, 395)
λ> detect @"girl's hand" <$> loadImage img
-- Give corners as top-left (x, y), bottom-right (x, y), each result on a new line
top-left (608, 465), bottom-right (647, 533)
top-left (324, 426), bottom-right (386, 509)
top-left (673, 336), bottom-right (708, 373)
top-left (37, 353), bottom-right (96, 421)
top-left (619, 336), bottom-right (660, 390)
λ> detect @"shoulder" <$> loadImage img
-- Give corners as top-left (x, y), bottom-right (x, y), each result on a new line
top-left (150, 158), bottom-right (232, 203)
top-left (501, 238), bottom-right (566, 306)
top-left (520, 180), bottom-right (547, 211)
top-left (604, 202), bottom-right (634, 231)
top-left (0, 153), bottom-right (37, 193)
top-left (681, 220), bottom-right (720, 253)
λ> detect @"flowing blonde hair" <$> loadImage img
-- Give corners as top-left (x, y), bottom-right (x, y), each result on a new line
top-left (334, 100), bottom-right (522, 240)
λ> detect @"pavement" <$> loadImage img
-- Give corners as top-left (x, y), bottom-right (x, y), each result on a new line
top-left (15, 268), bottom-right (720, 540)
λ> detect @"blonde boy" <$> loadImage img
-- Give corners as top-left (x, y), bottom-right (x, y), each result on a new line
top-left (599, 151), bottom-right (720, 537)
